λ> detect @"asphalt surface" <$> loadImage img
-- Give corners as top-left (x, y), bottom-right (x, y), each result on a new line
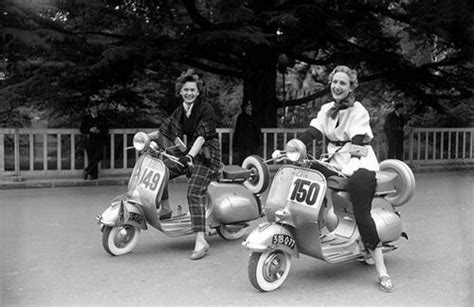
top-left (1, 170), bottom-right (473, 306)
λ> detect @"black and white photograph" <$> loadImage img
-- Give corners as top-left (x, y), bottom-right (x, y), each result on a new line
top-left (1, 0), bottom-right (472, 306)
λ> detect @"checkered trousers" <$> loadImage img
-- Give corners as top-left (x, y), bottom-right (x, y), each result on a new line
top-left (160, 155), bottom-right (216, 232)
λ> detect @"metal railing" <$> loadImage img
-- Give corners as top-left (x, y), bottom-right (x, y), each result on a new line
top-left (1, 127), bottom-right (473, 179)
top-left (408, 127), bottom-right (474, 166)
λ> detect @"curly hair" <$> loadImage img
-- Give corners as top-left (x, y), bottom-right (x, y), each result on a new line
top-left (328, 65), bottom-right (359, 90)
top-left (175, 68), bottom-right (204, 96)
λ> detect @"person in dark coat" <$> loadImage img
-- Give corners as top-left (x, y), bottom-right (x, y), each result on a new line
top-left (384, 102), bottom-right (405, 160)
top-left (233, 101), bottom-right (261, 165)
top-left (148, 69), bottom-right (221, 260)
top-left (80, 103), bottom-right (109, 180)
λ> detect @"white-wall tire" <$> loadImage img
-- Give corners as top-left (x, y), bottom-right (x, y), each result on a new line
top-left (216, 225), bottom-right (247, 240)
top-left (379, 159), bottom-right (416, 207)
top-left (248, 251), bottom-right (291, 292)
top-left (102, 225), bottom-right (140, 256)
top-left (241, 155), bottom-right (270, 194)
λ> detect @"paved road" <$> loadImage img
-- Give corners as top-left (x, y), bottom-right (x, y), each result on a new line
top-left (1, 171), bottom-right (472, 306)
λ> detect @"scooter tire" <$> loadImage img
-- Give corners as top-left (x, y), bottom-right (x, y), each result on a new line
top-left (248, 251), bottom-right (291, 292)
top-left (102, 225), bottom-right (140, 256)
top-left (379, 159), bottom-right (416, 207)
top-left (216, 225), bottom-right (247, 241)
top-left (242, 155), bottom-right (270, 194)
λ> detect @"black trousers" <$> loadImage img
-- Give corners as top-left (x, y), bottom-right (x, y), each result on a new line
top-left (347, 169), bottom-right (380, 250)
top-left (85, 140), bottom-right (105, 179)
top-left (386, 133), bottom-right (404, 160)
top-left (311, 164), bottom-right (380, 250)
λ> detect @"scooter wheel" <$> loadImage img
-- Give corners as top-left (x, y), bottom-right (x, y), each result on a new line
top-left (379, 159), bottom-right (416, 207)
top-left (102, 225), bottom-right (140, 256)
top-left (248, 250), bottom-right (291, 292)
top-left (242, 155), bottom-right (270, 194)
top-left (216, 225), bottom-right (247, 241)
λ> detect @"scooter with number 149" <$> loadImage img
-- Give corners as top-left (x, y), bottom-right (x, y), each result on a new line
top-left (97, 132), bottom-right (270, 256)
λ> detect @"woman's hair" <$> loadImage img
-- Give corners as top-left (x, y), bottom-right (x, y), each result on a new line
top-left (175, 68), bottom-right (203, 96)
top-left (328, 65), bottom-right (359, 90)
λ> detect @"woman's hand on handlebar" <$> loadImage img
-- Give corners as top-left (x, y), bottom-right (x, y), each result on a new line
top-left (178, 155), bottom-right (193, 168)
top-left (271, 150), bottom-right (286, 162)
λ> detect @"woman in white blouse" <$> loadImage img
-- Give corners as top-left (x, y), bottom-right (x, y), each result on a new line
top-left (296, 65), bottom-right (394, 292)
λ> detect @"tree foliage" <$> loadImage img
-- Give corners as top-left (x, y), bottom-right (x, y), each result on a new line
top-left (1, 0), bottom-right (473, 129)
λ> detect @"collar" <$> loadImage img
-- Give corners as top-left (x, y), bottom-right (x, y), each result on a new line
top-left (183, 102), bottom-right (194, 118)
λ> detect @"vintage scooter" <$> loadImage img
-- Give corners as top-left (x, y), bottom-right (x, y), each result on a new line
top-left (97, 132), bottom-right (269, 256)
top-left (243, 139), bottom-right (416, 292)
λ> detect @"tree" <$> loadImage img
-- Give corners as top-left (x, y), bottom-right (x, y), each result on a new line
top-left (1, 0), bottom-right (473, 128)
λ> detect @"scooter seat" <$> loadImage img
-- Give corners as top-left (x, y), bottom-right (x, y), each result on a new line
top-left (221, 165), bottom-right (251, 180)
top-left (327, 176), bottom-right (349, 191)
top-left (327, 171), bottom-right (397, 194)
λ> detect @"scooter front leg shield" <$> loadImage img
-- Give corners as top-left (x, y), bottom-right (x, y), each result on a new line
top-left (242, 222), bottom-right (299, 258)
top-left (98, 199), bottom-right (147, 230)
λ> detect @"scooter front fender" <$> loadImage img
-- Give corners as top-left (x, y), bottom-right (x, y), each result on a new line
top-left (97, 197), bottom-right (147, 230)
top-left (242, 222), bottom-right (299, 258)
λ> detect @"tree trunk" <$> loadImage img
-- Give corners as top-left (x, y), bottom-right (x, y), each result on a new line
top-left (241, 47), bottom-right (278, 128)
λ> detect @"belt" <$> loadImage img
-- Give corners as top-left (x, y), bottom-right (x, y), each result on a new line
top-left (328, 140), bottom-right (371, 146)
top-left (328, 140), bottom-right (350, 146)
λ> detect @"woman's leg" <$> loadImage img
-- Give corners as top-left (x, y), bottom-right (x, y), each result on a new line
top-left (157, 159), bottom-right (184, 214)
top-left (187, 160), bottom-right (214, 258)
top-left (347, 169), bottom-right (393, 291)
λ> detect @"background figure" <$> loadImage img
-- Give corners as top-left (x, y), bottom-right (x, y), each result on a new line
top-left (80, 103), bottom-right (109, 180)
top-left (384, 102), bottom-right (405, 160)
top-left (233, 101), bottom-right (261, 165)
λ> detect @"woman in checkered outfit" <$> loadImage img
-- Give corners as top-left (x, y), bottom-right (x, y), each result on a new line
top-left (150, 69), bottom-right (221, 260)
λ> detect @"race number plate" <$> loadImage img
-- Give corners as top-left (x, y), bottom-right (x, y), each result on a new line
top-left (287, 176), bottom-right (322, 206)
top-left (272, 234), bottom-right (296, 249)
top-left (137, 156), bottom-right (165, 193)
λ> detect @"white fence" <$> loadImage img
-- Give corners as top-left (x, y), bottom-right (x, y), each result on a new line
top-left (1, 127), bottom-right (473, 179)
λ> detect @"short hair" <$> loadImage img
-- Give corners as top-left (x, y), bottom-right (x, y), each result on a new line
top-left (328, 65), bottom-right (359, 90)
top-left (175, 68), bottom-right (203, 96)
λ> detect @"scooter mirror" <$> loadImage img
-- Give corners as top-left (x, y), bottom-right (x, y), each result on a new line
top-left (174, 137), bottom-right (187, 153)
top-left (133, 132), bottom-right (151, 151)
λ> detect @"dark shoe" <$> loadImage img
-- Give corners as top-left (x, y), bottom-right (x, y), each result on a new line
top-left (190, 242), bottom-right (210, 260)
top-left (89, 176), bottom-right (98, 180)
top-left (159, 210), bottom-right (173, 220)
top-left (83, 170), bottom-right (89, 180)
top-left (378, 275), bottom-right (394, 293)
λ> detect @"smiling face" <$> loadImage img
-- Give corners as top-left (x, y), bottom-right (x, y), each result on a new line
top-left (330, 72), bottom-right (352, 102)
top-left (180, 81), bottom-right (199, 105)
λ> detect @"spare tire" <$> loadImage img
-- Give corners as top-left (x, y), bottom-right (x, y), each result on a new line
top-left (241, 155), bottom-right (270, 194)
top-left (379, 159), bottom-right (416, 207)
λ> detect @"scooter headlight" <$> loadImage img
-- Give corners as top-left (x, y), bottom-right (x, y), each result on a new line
top-left (133, 132), bottom-right (150, 151)
top-left (285, 139), bottom-right (306, 162)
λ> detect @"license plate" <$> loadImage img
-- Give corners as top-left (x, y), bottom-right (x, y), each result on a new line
top-left (272, 234), bottom-right (296, 249)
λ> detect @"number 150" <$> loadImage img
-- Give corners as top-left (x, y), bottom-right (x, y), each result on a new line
top-left (289, 178), bottom-right (319, 205)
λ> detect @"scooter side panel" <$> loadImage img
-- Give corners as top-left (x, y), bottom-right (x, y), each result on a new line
top-left (243, 223), bottom-right (300, 258)
top-left (207, 182), bottom-right (260, 225)
top-left (99, 198), bottom-right (147, 230)
top-left (371, 198), bottom-right (403, 242)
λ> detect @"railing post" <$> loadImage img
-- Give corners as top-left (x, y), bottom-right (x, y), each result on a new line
top-left (14, 128), bottom-right (20, 178)
top-left (0, 132), bottom-right (4, 172)
top-left (57, 133), bottom-right (62, 170)
top-left (71, 133), bottom-right (76, 171)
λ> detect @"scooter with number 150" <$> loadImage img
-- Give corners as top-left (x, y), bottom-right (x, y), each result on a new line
top-left (243, 139), bottom-right (416, 292)
top-left (97, 132), bottom-right (270, 256)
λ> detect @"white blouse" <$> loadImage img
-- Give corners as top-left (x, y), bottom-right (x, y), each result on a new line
top-left (309, 101), bottom-right (379, 175)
